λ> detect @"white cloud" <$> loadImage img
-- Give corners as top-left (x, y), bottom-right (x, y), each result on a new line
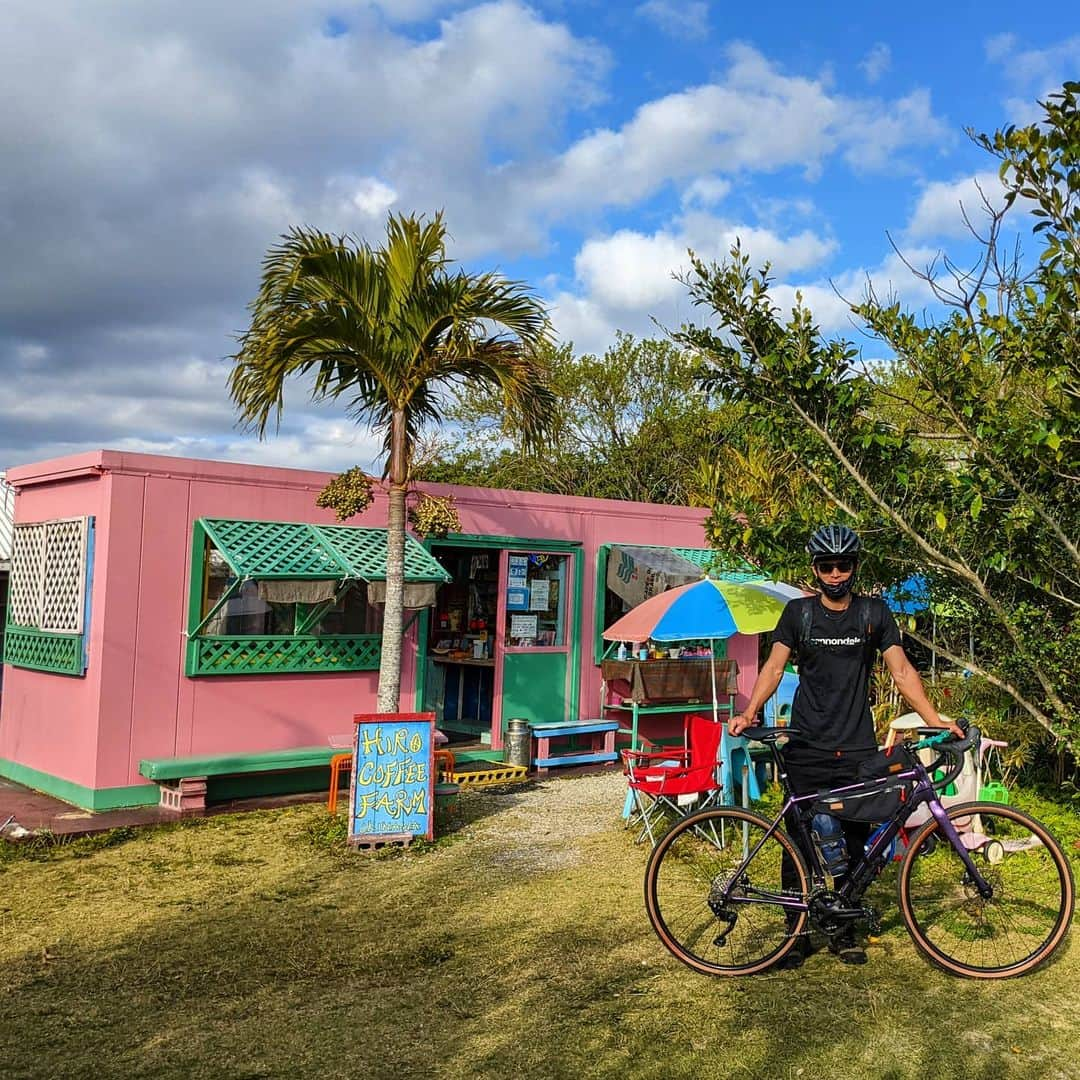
top-left (681, 175), bottom-right (731, 208)
top-left (635, 0), bottom-right (709, 40)
top-left (858, 43), bottom-right (891, 84)
top-left (549, 215), bottom-right (837, 352)
top-left (774, 246), bottom-right (940, 334)
top-left (0, 5), bottom-right (963, 469)
top-left (350, 178), bottom-right (399, 217)
top-left (526, 43), bottom-right (948, 215)
top-left (0, 1), bottom-right (609, 466)
top-left (839, 89), bottom-right (948, 171)
top-left (548, 215), bottom-right (949, 355)
top-left (984, 33), bottom-right (1016, 63)
top-left (906, 171), bottom-right (1006, 239)
top-left (983, 33), bottom-right (1080, 123)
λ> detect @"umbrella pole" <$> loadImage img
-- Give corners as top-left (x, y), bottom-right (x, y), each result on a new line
top-left (709, 639), bottom-right (719, 724)
top-left (710, 638), bottom-right (726, 805)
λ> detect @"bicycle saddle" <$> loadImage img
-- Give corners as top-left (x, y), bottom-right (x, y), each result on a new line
top-left (739, 725), bottom-right (801, 744)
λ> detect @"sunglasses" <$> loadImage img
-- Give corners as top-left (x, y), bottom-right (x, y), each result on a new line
top-left (814, 559), bottom-right (855, 574)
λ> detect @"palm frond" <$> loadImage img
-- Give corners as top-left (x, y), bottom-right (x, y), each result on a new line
top-left (229, 211), bottom-right (554, 451)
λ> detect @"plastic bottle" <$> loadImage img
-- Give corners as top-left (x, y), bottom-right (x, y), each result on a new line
top-left (811, 812), bottom-right (849, 877)
top-left (616, 642), bottom-right (628, 661)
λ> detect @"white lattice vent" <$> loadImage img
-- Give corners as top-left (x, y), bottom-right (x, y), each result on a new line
top-left (9, 523), bottom-right (45, 626)
top-left (9, 517), bottom-right (89, 632)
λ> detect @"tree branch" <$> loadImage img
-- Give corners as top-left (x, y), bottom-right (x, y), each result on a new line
top-left (903, 626), bottom-right (1059, 737)
top-left (781, 391), bottom-right (1072, 718)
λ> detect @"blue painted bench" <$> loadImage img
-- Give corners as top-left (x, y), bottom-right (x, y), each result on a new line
top-left (531, 719), bottom-right (620, 774)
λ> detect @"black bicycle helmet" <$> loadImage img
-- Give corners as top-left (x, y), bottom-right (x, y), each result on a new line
top-left (806, 524), bottom-right (861, 562)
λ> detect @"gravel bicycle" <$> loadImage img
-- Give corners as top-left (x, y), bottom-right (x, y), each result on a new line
top-left (644, 723), bottom-right (1074, 979)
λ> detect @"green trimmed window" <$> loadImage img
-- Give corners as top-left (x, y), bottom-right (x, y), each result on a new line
top-left (3, 517), bottom-right (91, 676)
top-left (593, 544), bottom-right (764, 662)
top-left (186, 518), bottom-right (450, 677)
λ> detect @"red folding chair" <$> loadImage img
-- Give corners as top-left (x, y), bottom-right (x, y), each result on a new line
top-left (622, 713), bottom-right (725, 845)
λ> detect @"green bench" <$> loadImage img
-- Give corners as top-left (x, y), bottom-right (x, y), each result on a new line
top-left (140, 746), bottom-right (342, 813)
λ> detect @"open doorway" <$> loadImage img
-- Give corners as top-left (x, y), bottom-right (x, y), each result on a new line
top-left (423, 545), bottom-right (500, 746)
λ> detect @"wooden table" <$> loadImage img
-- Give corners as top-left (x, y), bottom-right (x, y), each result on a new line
top-left (600, 658), bottom-right (738, 749)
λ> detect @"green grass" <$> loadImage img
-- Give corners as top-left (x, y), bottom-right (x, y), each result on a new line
top-left (0, 777), bottom-right (1078, 1080)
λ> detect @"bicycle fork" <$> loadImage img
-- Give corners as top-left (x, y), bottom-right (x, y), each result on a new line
top-left (928, 798), bottom-right (994, 899)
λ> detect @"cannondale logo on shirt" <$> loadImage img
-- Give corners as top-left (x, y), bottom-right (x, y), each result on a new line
top-left (810, 636), bottom-right (864, 646)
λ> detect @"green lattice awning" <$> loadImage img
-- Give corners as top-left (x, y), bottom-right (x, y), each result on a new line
top-left (199, 518), bottom-right (451, 583)
top-left (667, 547), bottom-right (766, 582)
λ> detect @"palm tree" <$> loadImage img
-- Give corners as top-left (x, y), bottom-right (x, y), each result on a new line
top-left (229, 212), bottom-right (554, 711)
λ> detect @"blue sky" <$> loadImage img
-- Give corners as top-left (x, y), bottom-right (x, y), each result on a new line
top-left (1, 1), bottom-right (1077, 474)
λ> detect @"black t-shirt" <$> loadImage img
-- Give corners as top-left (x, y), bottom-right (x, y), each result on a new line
top-left (773, 594), bottom-right (901, 756)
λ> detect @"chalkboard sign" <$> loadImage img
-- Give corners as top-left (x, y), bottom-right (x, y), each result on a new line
top-left (349, 712), bottom-right (436, 846)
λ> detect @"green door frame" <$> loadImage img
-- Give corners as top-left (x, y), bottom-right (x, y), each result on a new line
top-left (416, 534), bottom-right (583, 738)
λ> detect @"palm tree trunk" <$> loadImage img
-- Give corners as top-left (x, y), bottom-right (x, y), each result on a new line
top-left (377, 409), bottom-right (408, 713)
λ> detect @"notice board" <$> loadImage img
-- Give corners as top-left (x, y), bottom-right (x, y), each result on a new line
top-left (350, 712), bottom-right (436, 845)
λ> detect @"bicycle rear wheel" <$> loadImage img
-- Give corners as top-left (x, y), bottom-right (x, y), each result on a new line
top-left (644, 806), bottom-right (809, 976)
top-left (898, 802), bottom-right (1074, 978)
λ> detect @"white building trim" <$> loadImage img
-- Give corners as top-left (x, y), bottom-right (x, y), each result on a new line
top-left (0, 473), bottom-right (14, 570)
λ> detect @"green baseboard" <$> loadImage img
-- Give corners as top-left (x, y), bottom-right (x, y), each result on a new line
top-left (452, 749), bottom-right (506, 765)
top-left (208, 767), bottom-right (332, 801)
top-left (0, 758), bottom-right (159, 811)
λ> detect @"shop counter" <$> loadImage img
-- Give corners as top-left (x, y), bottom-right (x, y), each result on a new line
top-left (600, 657), bottom-right (738, 749)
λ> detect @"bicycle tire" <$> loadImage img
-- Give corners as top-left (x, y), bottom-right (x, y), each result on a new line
top-left (644, 806), bottom-right (810, 976)
top-left (898, 802), bottom-right (1074, 979)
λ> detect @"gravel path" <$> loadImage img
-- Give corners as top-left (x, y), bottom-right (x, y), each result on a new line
top-left (460, 769), bottom-right (628, 872)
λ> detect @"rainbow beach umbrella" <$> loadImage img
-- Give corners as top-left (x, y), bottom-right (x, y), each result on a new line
top-left (603, 577), bottom-right (808, 736)
top-left (602, 577), bottom-right (806, 644)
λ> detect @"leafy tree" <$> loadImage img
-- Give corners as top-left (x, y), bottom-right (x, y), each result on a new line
top-left (420, 334), bottom-right (730, 505)
top-left (676, 85), bottom-right (1080, 748)
top-left (229, 213), bottom-right (553, 711)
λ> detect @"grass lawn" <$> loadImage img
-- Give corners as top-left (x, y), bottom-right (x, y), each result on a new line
top-left (1, 772), bottom-right (1078, 1080)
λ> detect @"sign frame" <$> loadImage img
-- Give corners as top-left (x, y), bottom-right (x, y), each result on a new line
top-left (349, 712), bottom-right (436, 847)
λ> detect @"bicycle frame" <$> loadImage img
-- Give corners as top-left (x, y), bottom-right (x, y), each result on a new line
top-left (715, 744), bottom-right (994, 917)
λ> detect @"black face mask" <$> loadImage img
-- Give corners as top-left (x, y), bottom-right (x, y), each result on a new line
top-left (814, 562), bottom-right (857, 600)
top-left (819, 576), bottom-right (855, 600)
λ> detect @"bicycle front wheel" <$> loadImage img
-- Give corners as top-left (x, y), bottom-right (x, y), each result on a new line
top-left (898, 802), bottom-right (1074, 978)
top-left (644, 806), bottom-right (809, 976)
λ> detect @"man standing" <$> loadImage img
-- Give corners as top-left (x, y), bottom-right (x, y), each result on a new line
top-left (729, 524), bottom-right (959, 966)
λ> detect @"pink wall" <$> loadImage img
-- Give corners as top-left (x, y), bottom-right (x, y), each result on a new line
top-left (0, 451), bottom-right (761, 797)
top-left (0, 462), bottom-right (108, 789)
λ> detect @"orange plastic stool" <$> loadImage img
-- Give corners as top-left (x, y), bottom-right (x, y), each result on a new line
top-left (328, 752), bottom-right (353, 813)
top-left (434, 749), bottom-right (456, 779)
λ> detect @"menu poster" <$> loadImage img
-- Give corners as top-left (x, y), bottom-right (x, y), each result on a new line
top-left (350, 713), bottom-right (435, 845)
top-left (506, 586), bottom-right (529, 611)
top-left (528, 579), bottom-right (550, 610)
top-left (509, 614), bottom-right (538, 640)
top-left (508, 555), bottom-right (528, 582)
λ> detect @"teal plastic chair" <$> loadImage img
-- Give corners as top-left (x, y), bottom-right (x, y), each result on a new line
top-left (764, 670), bottom-right (799, 726)
top-left (720, 728), bottom-right (762, 806)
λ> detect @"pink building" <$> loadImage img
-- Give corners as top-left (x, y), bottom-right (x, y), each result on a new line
top-left (0, 451), bottom-right (758, 810)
